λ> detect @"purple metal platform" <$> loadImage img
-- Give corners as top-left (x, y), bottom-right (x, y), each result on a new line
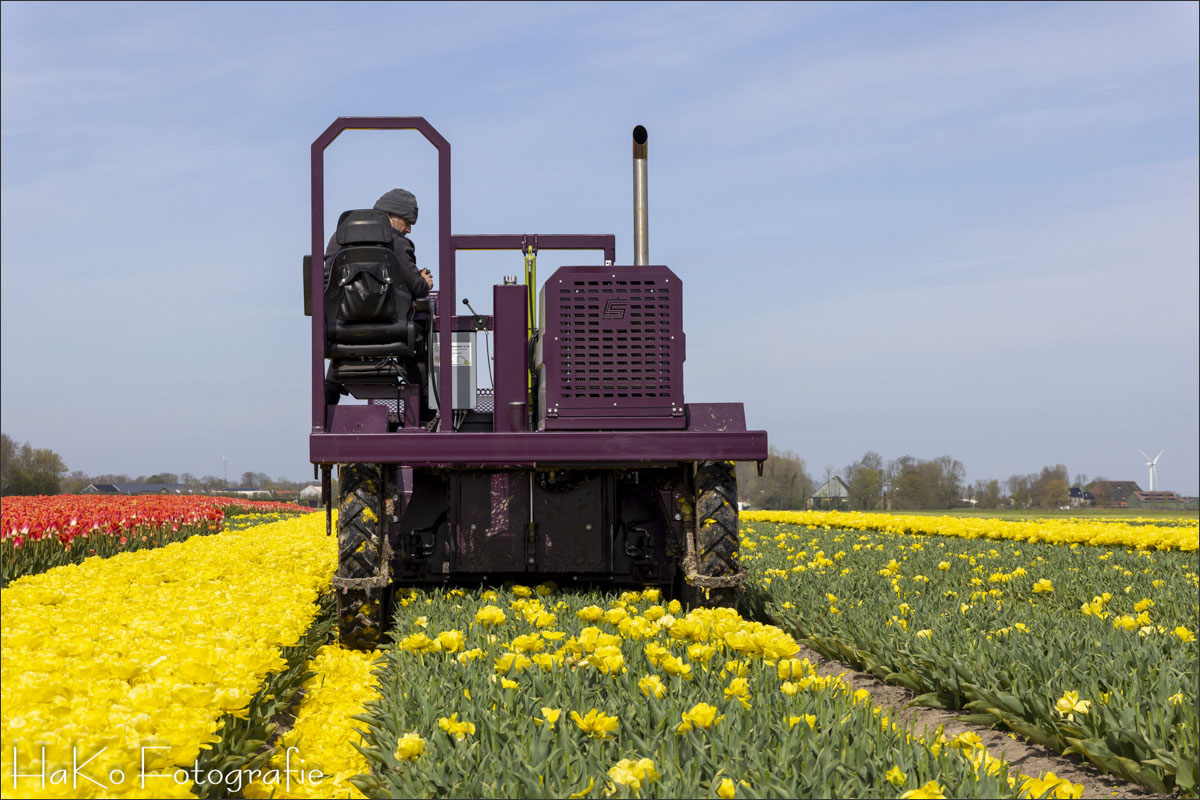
top-left (311, 421), bottom-right (766, 466)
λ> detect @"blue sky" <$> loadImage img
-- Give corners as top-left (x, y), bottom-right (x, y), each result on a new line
top-left (2, 1), bottom-right (1197, 492)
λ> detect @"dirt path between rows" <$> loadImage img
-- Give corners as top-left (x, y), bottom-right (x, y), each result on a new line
top-left (787, 640), bottom-right (1172, 799)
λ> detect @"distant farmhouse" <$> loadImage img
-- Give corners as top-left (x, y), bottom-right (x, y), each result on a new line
top-left (1084, 481), bottom-right (1197, 509)
top-left (809, 476), bottom-right (850, 510)
top-left (83, 482), bottom-right (193, 495)
top-left (1087, 480), bottom-right (1142, 507)
top-left (1127, 490), bottom-right (1194, 509)
top-left (1068, 486), bottom-right (1095, 507)
top-left (299, 484), bottom-right (322, 507)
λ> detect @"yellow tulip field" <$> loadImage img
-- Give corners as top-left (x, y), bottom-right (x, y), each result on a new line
top-left (1, 508), bottom-right (1196, 798)
top-left (740, 510), bottom-right (1199, 796)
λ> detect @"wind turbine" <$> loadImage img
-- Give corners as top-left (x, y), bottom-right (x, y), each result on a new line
top-left (1140, 450), bottom-right (1162, 492)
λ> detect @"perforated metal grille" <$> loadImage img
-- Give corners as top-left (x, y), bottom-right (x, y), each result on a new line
top-left (371, 392), bottom-right (494, 416)
top-left (555, 278), bottom-right (676, 399)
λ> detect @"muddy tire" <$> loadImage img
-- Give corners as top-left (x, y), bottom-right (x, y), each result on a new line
top-left (680, 460), bottom-right (740, 610)
top-left (336, 463), bottom-right (388, 650)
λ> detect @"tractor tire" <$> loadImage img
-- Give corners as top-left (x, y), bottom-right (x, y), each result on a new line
top-left (336, 463), bottom-right (389, 651)
top-left (680, 460), bottom-right (741, 610)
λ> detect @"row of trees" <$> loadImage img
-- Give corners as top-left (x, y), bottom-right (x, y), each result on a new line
top-left (55, 471), bottom-right (309, 495)
top-left (1, 433), bottom-right (308, 497)
top-left (735, 447), bottom-right (815, 511)
top-left (1, 434), bottom-right (68, 496)
top-left (0, 431), bottom-right (1098, 511)
top-left (998, 465), bottom-right (1073, 510)
top-left (736, 446), bottom-right (1085, 511)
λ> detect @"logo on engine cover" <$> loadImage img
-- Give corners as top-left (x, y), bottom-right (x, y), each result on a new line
top-left (603, 299), bottom-right (627, 319)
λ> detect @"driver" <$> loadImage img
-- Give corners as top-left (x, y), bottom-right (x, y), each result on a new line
top-left (323, 188), bottom-right (434, 296)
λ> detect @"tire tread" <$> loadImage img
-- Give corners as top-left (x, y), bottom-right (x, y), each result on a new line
top-left (336, 463), bottom-right (387, 650)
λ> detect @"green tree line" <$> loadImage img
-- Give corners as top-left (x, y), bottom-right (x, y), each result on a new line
top-left (736, 447), bottom-right (1081, 511)
top-left (1, 430), bottom-right (1088, 510)
top-left (1, 433), bottom-right (68, 496)
top-left (1, 432), bottom-right (312, 497)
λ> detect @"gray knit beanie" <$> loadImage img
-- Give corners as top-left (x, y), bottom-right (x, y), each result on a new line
top-left (374, 188), bottom-right (418, 224)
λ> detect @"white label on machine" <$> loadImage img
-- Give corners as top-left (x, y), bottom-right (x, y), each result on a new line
top-left (429, 332), bottom-right (478, 411)
top-left (452, 339), bottom-right (473, 366)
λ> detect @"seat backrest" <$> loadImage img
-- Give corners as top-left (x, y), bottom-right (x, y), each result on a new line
top-left (325, 210), bottom-right (413, 335)
top-left (335, 208), bottom-right (394, 247)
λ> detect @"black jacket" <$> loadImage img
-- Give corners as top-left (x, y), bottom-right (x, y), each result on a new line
top-left (323, 229), bottom-right (431, 300)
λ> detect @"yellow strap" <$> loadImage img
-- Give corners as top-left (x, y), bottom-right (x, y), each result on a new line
top-left (524, 248), bottom-right (537, 402)
top-left (524, 248), bottom-right (537, 337)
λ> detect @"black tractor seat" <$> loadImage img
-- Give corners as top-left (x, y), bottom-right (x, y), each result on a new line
top-left (324, 209), bottom-right (427, 404)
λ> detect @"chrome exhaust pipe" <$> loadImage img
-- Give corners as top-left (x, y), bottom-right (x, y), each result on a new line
top-left (632, 125), bottom-right (649, 266)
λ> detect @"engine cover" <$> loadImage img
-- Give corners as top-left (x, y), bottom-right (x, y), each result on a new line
top-left (536, 265), bottom-right (685, 430)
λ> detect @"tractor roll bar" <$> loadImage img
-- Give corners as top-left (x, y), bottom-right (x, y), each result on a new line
top-left (310, 117), bottom-right (454, 433)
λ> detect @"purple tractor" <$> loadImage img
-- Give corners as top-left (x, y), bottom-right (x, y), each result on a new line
top-left (304, 118), bottom-right (768, 649)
